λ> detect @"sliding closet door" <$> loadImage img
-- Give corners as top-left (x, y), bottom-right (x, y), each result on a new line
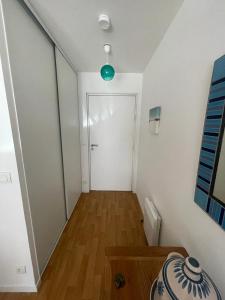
top-left (55, 49), bottom-right (81, 219)
top-left (1, 0), bottom-right (66, 273)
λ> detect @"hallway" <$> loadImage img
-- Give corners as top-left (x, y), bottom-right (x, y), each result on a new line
top-left (0, 192), bottom-right (146, 300)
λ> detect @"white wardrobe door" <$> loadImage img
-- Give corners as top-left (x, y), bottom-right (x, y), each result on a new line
top-left (55, 48), bottom-right (81, 219)
top-left (1, 0), bottom-right (66, 273)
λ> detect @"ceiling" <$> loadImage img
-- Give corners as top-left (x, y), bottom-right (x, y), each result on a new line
top-left (26, 0), bottom-right (183, 73)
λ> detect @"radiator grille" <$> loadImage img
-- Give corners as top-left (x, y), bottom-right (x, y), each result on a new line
top-left (143, 198), bottom-right (161, 246)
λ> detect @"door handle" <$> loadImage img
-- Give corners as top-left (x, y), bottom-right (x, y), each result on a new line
top-left (90, 144), bottom-right (99, 150)
top-left (114, 273), bottom-right (126, 289)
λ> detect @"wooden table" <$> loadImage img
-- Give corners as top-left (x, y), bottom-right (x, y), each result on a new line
top-left (106, 246), bottom-right (188, 300)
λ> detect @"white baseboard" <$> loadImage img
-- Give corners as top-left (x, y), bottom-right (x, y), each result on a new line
top-left (35, 276), bottom-right (42, 292)
top-left (0, 285), bottom-right (37, 293)
top-left (0, 222), bottom-right (68, 293)
top-left (0, 199), bottom-right (80, 293)
top-left (136, 193), bottom-right (144, 213)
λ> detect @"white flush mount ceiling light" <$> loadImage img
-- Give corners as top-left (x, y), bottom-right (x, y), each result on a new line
top-left (98, 14), bottom-right (111, 31)
top-left (104, 44), bottom-right (111, 55)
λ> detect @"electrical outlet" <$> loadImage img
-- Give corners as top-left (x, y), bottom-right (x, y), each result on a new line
top-left (16, 266), bottom-right (26, 274)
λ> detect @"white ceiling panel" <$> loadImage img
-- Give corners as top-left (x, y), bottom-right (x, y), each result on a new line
top-left (26, 0), bottom-right (183, 72)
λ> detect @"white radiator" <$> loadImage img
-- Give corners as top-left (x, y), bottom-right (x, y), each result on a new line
top-left (143, 197), bottom-right (161, 246)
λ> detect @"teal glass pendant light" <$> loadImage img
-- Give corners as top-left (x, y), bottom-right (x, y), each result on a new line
top-left (101, 64), bottom-right (115, 81)
top-left (100, 44), bottom-right (115, 81)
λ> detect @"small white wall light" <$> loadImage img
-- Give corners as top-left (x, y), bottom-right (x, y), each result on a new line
top-left (98, 14), bottom-right (111, 31)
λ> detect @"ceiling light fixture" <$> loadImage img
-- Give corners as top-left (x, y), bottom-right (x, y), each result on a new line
top-left (98, 14), bottom-right (111, 31)
top-left (100, 44), bottom-right (115, 81)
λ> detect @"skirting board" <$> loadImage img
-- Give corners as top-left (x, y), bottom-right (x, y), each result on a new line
top-left (0, 285), bottom-right (37, 292)
top-left (35, 276), bottom-right (42, 292)
top-left (0, 220), bottom-right (68, 293)
top-left (136, 193), bottom-right (145, 214)
top-left (0, 220), bottom-right (67, 293)
top-left (0, 198), bottom-right (80, 293)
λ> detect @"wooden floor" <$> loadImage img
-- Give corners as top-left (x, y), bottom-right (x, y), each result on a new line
top-left (0, 191), bottom-right (147, 300)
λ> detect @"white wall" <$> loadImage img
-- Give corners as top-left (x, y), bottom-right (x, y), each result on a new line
top-left (78, 72), bottom-right (143, 192)
top-left (137, 0), bottom-right (225, 296)
top-left (0, 57), bottom-right (36, 291)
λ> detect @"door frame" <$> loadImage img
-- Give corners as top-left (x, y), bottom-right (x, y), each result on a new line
top-left (86, 93), bottom-right (138, 191)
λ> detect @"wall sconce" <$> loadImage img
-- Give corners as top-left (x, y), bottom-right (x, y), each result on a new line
top-left (149, 106), bottom-right (161, 135)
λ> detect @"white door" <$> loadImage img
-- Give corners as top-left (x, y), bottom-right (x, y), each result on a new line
top-left (89, 95), bottom-right (136, 191)
top-left (55, 48), bottom-right (81, 219)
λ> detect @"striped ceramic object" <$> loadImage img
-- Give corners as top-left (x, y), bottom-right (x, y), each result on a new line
top-left (150, 252), bottom-right (221, 300)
